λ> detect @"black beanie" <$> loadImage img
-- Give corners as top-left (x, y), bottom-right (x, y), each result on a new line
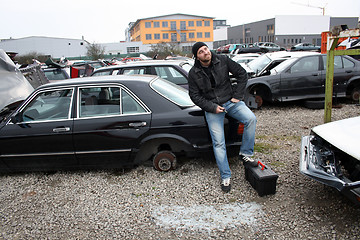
top-left (192, 42), bottom-right (207, 58)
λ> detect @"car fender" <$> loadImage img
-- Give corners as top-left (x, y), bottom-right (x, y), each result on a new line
top-left (246, 80), bottom-right (273, 101)
top-left (134, 133), bottom-right (193, 163)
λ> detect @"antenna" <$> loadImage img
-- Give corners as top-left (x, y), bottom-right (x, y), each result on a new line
top-left (291, 1), bottom-right (328, 15)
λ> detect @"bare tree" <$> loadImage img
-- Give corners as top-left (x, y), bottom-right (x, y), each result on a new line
top-left (86, 43), bottom-right (105, 60)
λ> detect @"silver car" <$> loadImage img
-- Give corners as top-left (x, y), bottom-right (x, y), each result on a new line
top-left (300, 116), bottom-right (360, 205)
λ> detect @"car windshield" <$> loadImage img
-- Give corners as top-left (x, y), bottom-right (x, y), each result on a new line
top-left (150, 77), bottom-right (194, 107)
top-left (247, 54), bottom-right (271, 74)
top-left (271, 58), bottom-right (297, 74)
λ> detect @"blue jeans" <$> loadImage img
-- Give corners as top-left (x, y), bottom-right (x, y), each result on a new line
top-left (204, 100), bottom-right (256, 180)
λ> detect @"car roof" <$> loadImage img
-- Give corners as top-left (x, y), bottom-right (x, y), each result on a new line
top-left (93, 59), bottom-right (189, 72)
top-left (37, 74), bottom-right (158, 89)
top-left (266, 51), bottom-right (320, 60)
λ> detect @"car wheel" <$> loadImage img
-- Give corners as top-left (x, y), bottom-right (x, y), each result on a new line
top-left (350, 87), bottom-right (360, 102)
top-left (153, 150), bottom-right (177, 171)
top-left (255, 95), bottom-right (263, 108)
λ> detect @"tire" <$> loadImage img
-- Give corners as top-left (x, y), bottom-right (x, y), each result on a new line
top-left (350, 87), bottom-right (360, 102)
top-left (303, 100), bottom-right (325, 109)
top-left (153, 151), bottom-right (177, 171)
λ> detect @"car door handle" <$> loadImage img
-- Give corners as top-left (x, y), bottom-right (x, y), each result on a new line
top-left (53, 127), bottom-right (71, 133)
top-left (129, 122), bottom-right (147, 128)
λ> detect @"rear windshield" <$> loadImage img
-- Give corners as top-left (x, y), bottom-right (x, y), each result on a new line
top-left (150, 78), bottom-right (194, 107)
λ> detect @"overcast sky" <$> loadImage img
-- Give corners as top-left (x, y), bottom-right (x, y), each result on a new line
top-left (1, 0), bottom-right (359, 43)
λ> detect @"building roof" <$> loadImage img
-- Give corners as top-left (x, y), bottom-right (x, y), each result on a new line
top-left (130, 13), bottom-right (214, 31)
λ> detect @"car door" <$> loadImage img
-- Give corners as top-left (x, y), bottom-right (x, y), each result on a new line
top-left (0, 88), bottom-right (75, 171)
top-left (322, 55), bottom-right (356, 96)
top-left (279, 55), bottom-right (322, 101)
top-left (73, 85), bottom-right (151, 168)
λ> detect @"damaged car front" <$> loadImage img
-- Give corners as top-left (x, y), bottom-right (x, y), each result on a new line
top-left (300, 116), bottom-right (360, 205)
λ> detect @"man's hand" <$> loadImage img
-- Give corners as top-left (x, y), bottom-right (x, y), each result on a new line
top-left (230, 98), bottom-right (240, 103)
top-left (215, 105), bottom-right (226, 114)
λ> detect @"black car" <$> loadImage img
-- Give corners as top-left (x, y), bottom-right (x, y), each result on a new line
top-left (0, 75), bottom-right (243, 173)
top-left (245, 54), bottom-right (360, 108)
top-left (91, 60), bottom-right (193, 89)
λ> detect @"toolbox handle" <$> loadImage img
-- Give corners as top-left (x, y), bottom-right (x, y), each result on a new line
top-left (258, 161), bottom-right (266, 170)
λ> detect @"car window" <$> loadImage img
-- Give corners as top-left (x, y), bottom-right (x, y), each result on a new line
top-left (150, 77), bottom-right (194, 107)
top-left (79, 86), bottom-right (120, 117)
top-left (154, 66), bottom-right (188, 85)
top-left (122, 68), bottom-right (146, 75)
top-left (92, 70), bottom-right (112, 76)
top-left (79, 86), bottom-right (147, 118)
top-left (121, 89), bottom-right (147, 114)
top-left (180, 62), bottom-right (193, 73)
top-left (322, 55), bottom-right (343, 69)
top-left (290, 56), bottom-right (319, 73)
top-left (343, 57), bottom-right (355, 68)
top-left (44, 69), bottom-right (68, 80)
top-left (22, 89), bottom-right (73, 122)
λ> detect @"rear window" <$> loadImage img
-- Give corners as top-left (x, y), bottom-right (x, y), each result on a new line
top-left (150, 78), bottom-right (194, 107)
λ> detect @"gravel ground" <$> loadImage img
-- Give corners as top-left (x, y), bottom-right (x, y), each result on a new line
top-left (1, 101), bottom-right (359, 239)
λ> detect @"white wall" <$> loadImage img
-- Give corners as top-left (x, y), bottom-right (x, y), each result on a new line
top-left (275, 15), bottom-right (330, 35)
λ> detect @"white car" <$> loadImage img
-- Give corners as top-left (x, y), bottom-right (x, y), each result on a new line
top-left (300, 116), bottom-right (360, 205)
top-left (242, 51), bottom-right (320, 77)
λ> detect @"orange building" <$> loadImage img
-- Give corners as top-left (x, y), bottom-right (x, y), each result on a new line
top-left (130, 14), bottom-right (214, 45)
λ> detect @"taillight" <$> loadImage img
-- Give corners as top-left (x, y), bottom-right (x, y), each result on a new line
top-left (237, 123), bottom-right (244, 135)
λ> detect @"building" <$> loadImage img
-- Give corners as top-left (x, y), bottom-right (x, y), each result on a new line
top-left (218, 16), bottom-right (359, 50)
top-left (0, 36), bottom-right (89, 59)
top-left (129, 13), bottom-right (214, 51)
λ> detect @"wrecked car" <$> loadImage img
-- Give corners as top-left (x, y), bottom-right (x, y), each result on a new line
top-left (0, 49), bottom-right (34, 119)
top-left (0, 75), bottom-right (244, 173)
top-left (244, 53), bottom-right (360, 108)
top-left (300, 116), bottom-right (360, 205)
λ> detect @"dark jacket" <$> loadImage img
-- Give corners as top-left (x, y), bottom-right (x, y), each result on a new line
top-left (188, 53), bottom-right (248, 113)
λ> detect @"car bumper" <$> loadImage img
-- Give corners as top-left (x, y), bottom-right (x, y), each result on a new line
top-left (300, 135), bottom-right (360, 204)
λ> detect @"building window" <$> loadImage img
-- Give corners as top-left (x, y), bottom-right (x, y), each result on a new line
top-left (189, 32), bottom-right (195, 39)
top-left (162, 21), bottom-right (168, 28)
top-left (154, 22), bottom-right (160, 28)
top-left (188, 21), bottom-right (194, 27)
top-left (197, 32), bottom-right (202, 38)
top-left (127, 47), bottom-right (139, 53)
top-left (145, 22), bottom-right (151, 28)
top-left (204, 20), bottom-right (210, 27)
top-left (180, 33), bottom-right (187, 42)
top-left (154, 34), bottom-right (160, 40)
top-left (245, 28), bottom-right (251, 37)
top-left (196, 21), bottom-right (202, 27)
top-left (267, 24), bottom-right (274, 35)
top-left (163, 33), bottom-right (169, 39)
top-left (171, 33), bottom-right (177, 42)
top-left (171, 21), bottom-right (177, 30)
top-left (180, 21), bottom-right (186, 30)
top-left (205, 32), bottom-right (210, 38)
top-left (146, 34), bottom-right (152, 40)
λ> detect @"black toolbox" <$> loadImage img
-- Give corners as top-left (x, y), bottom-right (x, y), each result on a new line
top-left (244, 161), bottom-right (278, 196)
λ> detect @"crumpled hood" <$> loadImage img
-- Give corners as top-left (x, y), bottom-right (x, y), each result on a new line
top-left (312, 116), bottom-right (360, 160)
top-left (0, 49), bottom-right (34, 111)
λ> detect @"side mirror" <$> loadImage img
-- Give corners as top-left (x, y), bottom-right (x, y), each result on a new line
top-left (11, 112), bottom-right (23, 124)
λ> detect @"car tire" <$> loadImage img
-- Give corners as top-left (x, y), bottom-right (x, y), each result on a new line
top-left (153, 150), bottom-right (177, 171)
top-left (303, 100), bottom-right (325, 109)
top-left (350, 87), bottom-right (360, 102)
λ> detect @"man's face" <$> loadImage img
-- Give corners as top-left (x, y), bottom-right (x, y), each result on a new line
top-left (196, 46), bottom-right (211, 63)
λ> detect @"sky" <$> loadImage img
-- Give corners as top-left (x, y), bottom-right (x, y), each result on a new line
top-left (1, 0), bottom-right (359, 43)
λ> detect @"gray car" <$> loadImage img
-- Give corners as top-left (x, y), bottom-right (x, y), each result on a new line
top-left (245, 54), bottom-right (360, 108)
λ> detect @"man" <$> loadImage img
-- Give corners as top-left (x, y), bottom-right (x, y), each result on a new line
top-left (188, 42), bottom-right (257, 193)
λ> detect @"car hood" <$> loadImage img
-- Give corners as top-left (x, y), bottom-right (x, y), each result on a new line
top-left (312, 116), bottom-right (360, 160)
top-left (0, 49), bottom-right (34, 111)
